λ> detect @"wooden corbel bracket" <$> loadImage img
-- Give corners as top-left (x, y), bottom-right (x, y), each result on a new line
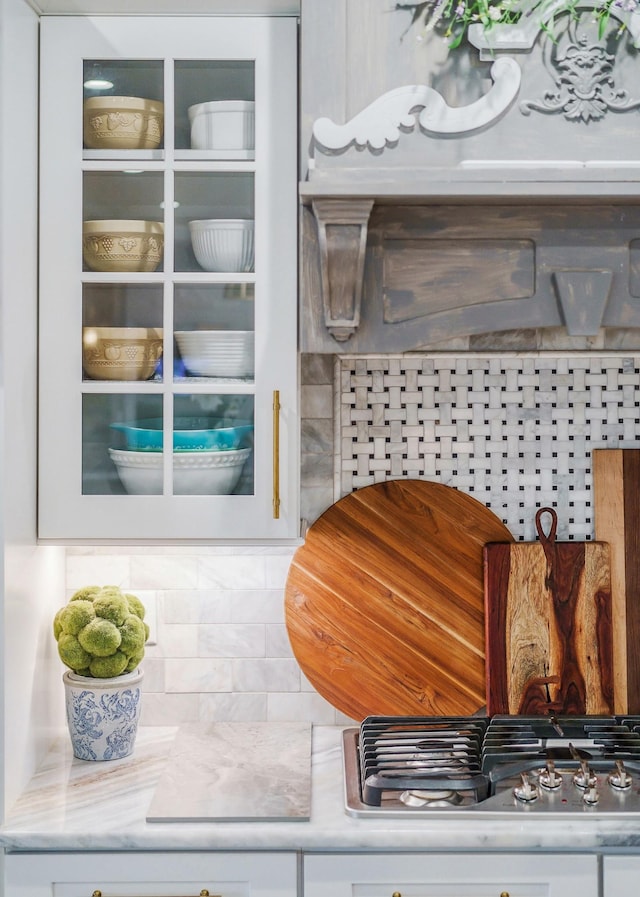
top-left (311, 198), bottom-right (374, 342)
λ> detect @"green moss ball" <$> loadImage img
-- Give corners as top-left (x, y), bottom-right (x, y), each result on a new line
top-left (54, 585), bottom-right (147, 678)
top-left (57, 632), bottom-right (91, 670)
top-left (119, 613), bottom-right (146, 656)
top-left (125, 592), bottom-right (146, 620)
top-left (59, 599), bottom-right (96, 636)
top-left (69, 585), bottom-right (102, 602)
top-left (125, 649), bottom-right (145, 673)
top-left (89, 651), bottom-right (129, 678)
top-left (93, 592), bottom-right (129, 626)
top-left (78, 618), bottom-right (122, 657)
top-left (53, 607), bottom-right (65, 640)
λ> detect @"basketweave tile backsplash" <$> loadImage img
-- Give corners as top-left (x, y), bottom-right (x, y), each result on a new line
top-left (336, 354), bottom-right (640, 542)
top-left (66, 352), bottom-right (640, 727)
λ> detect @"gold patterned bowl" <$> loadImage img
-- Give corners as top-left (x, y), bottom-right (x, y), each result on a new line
top-left (82, 220), bottom-right (164, 273)
top-left (82, 327), bottom-right (163, 381)
top-left (83, 96), bottom-right (164, 150)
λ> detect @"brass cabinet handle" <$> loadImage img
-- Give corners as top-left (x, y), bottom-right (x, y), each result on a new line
top-left (272, 389), bottom-right (281, 519)
top-left (91, 891), bottom-right (218, 897)
top-left (500, 892), bottom-right (510, 897)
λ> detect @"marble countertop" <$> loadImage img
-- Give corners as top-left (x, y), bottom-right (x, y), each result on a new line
top-left (3, 726), bottom-right (640, 853)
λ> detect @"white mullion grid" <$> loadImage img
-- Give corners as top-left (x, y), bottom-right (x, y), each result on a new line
top-left (163, 54), bottom-right (175, 497)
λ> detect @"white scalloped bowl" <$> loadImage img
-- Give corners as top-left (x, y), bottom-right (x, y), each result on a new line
top-left (188, 219), bottom-right (254, 272)
top-left (108, 447), bottom-right (251, 495)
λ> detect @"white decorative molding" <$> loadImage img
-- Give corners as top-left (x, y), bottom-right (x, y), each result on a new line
top-left (312, 58), bottom-right (522, 152)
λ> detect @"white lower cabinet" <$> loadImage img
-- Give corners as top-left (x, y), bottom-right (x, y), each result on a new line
top-left (303, 853), bottom-right (600, 897)
top-left (603, 856), bottom-right (640, 896)
top-left (3, 851), bottom-right (298, 897)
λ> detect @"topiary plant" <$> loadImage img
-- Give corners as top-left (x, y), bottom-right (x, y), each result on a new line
top-left (53, 585), bottom-right (149, 679)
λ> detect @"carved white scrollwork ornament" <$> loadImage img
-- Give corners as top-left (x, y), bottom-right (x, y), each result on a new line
top-left (312, 58), bottom-right (522, 152)
top-left (311, 0), bottom-right (640, 154)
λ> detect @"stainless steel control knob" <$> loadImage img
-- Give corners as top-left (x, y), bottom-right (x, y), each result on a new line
top-left (583, 785), bottom-right (599, 805)
top-left (539, 759), bottom-right (562, 790)
top-left (608, 759), bottom-right (632, 791)
top-left (514, 772), bottom-right (539, 802)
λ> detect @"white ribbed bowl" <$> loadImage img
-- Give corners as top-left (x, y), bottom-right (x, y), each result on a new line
top-left (188, 219), bottom-right (254, 272)
top-left (109, 447), bottom-right (251, 495)
top-left (188, 100), bottom-right (255, 151)
top-left (175, 330), bottom-right (254, 379)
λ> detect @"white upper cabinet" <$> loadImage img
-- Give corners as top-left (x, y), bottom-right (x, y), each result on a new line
top-left (38, 16), bottom-right (298, 541)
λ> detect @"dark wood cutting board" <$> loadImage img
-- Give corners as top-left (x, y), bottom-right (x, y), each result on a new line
top-left (285, 479), bottom-right (514, 721)
top-left (484, 507), bottom-right (614, 716)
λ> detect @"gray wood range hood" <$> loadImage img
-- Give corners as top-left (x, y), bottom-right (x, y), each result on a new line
top-left (299, 0), bottom-right (640, 354)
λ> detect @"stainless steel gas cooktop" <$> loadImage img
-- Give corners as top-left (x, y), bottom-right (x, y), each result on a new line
top-left (343, 715), bottom-right (640, 817)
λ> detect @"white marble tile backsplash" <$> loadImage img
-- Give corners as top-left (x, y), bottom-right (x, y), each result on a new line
top-left (64, 546), bottom-right (351, 726)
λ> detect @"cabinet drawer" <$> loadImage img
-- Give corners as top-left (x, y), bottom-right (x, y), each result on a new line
top-left (4, 852), bottom-right (298, 897)
top-left (303, 853), bottom-right (599, 897)
top-left (603, 855), bottom-right (640, 897)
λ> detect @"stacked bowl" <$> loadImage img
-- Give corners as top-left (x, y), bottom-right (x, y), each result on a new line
top-left (108, 417), bottom-right (253, 495)
top-left (188, 100), bottom-right (255, 152)
top-left (82, 327), bottom-right (163, 381)
top-left (189, 219), bottom-right (254, 272)
top-left (83, 96), bottom-right (164, 150)
top-left (175, 330), bottom-right (254, 379)
top-left (83, 220), bottom-right (164, 272)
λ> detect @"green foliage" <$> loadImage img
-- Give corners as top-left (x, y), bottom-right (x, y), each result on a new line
top-left (53, 585), bottom-right (147, 679)
top-left (396, 0), bottom-right (634, 49)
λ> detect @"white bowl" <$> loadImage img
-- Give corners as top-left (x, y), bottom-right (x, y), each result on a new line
top-left (175, 330), bottom-right (254, 378)
top-left (83, 96), bottom-right (164, 150)
top-left (188, 219), bottom-right (254, 272)
top-left (188, 100), bottom-right (255, 151)
top-left (109, 447), bottom-right (251, 495)
top-left (83, 220), bottom-right (164, 273)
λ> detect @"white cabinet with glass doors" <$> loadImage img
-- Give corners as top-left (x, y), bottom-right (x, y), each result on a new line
top-left (38, 16), bottom-right (298, 540)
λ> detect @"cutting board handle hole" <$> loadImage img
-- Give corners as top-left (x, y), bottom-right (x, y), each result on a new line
top-left (536, 507), bottom-right (558, 544)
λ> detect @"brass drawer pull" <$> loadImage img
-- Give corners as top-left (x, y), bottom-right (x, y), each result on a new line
top-left (91, 891), bottom-right (219, 897)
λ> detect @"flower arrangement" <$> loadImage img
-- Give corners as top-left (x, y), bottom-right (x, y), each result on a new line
top-left (53, 585), bottom-right (148, 679)
top-left (396, 0), bottom-right (638, 48)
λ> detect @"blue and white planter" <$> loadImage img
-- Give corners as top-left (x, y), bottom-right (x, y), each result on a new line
top-left (63, 667), bottom-right (143, 761)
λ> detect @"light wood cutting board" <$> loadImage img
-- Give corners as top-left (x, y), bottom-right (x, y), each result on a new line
top-left (484, 507), bottom-right (614, 716)
top-left (593, 448), bottom-right (640, 714)
top-left (285, 479), bottom-right (514, 721)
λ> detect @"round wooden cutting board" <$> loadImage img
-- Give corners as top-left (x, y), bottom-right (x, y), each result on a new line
top-left (285, 480), bottom-right (514, 721)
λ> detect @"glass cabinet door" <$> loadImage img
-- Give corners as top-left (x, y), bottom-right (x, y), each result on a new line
top-left (39, 17), bottom-right (298, 540)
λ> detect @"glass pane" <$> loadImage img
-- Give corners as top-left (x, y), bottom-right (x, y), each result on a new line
top-left (83, 171), bottom-right (165, 273)
top-left (83, 59), bottom-right (164, 152)
top-left (174, 171), bottom-right (254, 273)
top-left (172, 394), bottom-right (254, 496)
top-left (174, 283), bottom-right (254, 382)
top-left (174, 60), bottom-right (255, 153)
top-left (83, 394), bottom-right (163, 495)
top-left (82, 284), bottom-right (164, 383)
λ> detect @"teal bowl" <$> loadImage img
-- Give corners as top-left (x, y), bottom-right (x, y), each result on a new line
top-left (110, 417), bottom-right (253, 452)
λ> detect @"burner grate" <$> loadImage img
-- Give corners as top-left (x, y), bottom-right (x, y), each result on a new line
top-left (358, 716), bottom-right (490, 806)
top-left (482, 715), bottom-right (640, 778)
